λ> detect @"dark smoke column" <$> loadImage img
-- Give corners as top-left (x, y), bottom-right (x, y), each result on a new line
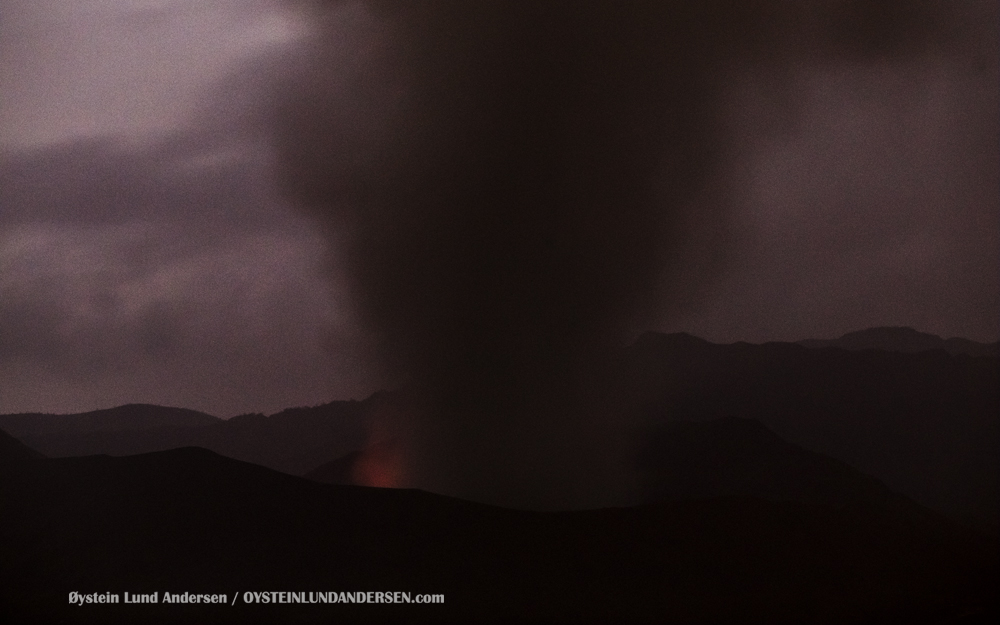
top-left (274, 0), bottom-right (966, 507)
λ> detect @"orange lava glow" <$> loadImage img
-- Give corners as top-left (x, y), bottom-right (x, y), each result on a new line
top-left (349, 439), bottom-right (407, 488)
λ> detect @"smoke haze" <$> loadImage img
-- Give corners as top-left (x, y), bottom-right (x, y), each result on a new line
top-left (1, 0), bottom-right (992, 506)
top-left (271, 0), bottom-right (995, 507)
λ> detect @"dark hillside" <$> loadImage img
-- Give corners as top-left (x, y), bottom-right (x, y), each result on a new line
top-left (622, 332), bottom-right (1000, 535)
top-left (0, 443), bottom-right (995, 624)
top-left (0, 428), bottom-right (43, 463)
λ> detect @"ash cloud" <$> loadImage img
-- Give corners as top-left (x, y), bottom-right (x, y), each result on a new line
top-left (274, 0), bottom-right (993, 507)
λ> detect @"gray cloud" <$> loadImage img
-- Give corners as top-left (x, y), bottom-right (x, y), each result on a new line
top-left (666, 8), bottom-right (999, 344)
top-left (0, 125), bottom-right (381, 417)
top-left (1, 139), bottom-right (270, 227)
top-left (0, 0), bottom-right (305, 149)
top-left (0, 0), bottom-right (382, 417)
top-left (0, 217), bottom-right (373, 416)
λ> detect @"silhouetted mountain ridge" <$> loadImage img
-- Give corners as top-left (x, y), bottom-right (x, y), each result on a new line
top-left (798, 326), bottom-right (999, 357)
top-left (0, 404), bottom-right (220, 438)
top-left (3, 400), bottom-right (368, 476)
top-left (3, 326), bottom-right (996, 535)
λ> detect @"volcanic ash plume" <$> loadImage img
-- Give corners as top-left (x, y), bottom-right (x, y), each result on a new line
top-left (272, 1), bottom-right (979, 508)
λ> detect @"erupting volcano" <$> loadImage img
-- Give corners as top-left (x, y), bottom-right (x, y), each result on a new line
top-left (273, 0), bottom-right (985, 508)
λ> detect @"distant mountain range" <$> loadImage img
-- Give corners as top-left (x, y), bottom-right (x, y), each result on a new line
top-left (0, 404), bottom-right (220, 437)
top-left (797, 326), bottom-right (999, 357)
top-left (1, 442), bottom-right (995, 623)
top-left (2, 327), bottom-right (996, 537)
top-left (0, 402), bottom-right (367, 476)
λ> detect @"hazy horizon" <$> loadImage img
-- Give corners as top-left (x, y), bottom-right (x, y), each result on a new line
top-left (0, 324), bottom-right (993, 419)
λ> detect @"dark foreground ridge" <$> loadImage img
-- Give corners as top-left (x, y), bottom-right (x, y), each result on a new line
top-left (635, 417), bottom-right (948, 529)
top-left (1, 439), bottom-right (996, 624)
top-left (0, 428), bottom-right (44, 464)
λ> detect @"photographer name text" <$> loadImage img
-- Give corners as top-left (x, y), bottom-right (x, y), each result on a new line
top-left (67, 591), bottom-right (444, 606)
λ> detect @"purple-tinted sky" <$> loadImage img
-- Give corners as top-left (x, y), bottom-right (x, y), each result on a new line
top-left (0, 0), bottom-right (996, 417)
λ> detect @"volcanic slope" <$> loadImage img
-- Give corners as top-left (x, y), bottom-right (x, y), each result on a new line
top-left (1, 433), bottom-right (995, 624)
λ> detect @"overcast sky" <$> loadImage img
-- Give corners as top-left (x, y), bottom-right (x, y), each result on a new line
top-left (0, 0), bottom-right (997, 417)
